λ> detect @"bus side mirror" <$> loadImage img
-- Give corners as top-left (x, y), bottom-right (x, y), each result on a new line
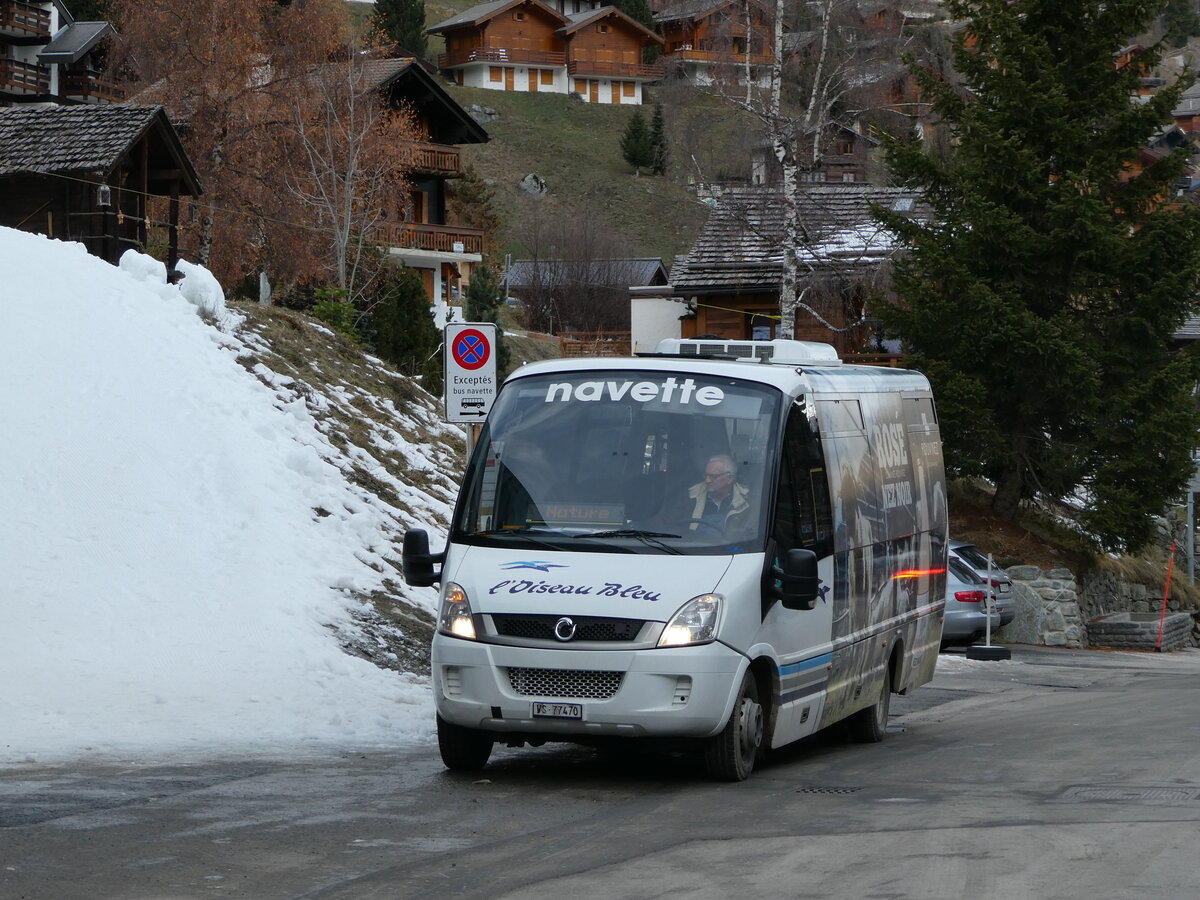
top-left (402, 529), bottom-right (444, 587)
top-left (775, 548), bottom-right (820, 610)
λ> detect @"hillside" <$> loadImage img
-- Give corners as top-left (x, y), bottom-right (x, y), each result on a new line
top-left (443, 82), bottom-right (768, 264)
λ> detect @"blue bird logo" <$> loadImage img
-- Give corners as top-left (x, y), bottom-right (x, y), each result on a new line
top-left (501, 561), bottom-right (568, 572)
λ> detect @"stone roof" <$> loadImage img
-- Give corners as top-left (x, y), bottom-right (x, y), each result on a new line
top-left (1175, 314), bottom-right (1200, 341)
top-left (506, 257), bottom-right (669, 288)
top-left (1173, 81), bottom-right (1200, 119)
top-left (0, 104), bottom-right (163, 176)
top-left (669, 183), bottom-right (928, 294)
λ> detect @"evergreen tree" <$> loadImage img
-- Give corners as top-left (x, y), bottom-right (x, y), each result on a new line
top-left (464, 264), bottom-right (512, 376)
top-left (613, 0), bottom-right (660, 63)
top-left (62, 0), bottom-right (111, 18)
top-left (371, 0), bottom-right (428, 57)
top-left (1164, 0), bottom-right (1200, 47)
top-left (448, 165), bottom-right (502, 258)
top-left (620, 108), bottom-right (653, 175)
top-left (877, 0), bottom-right (1200, 552)
top-left (649, 102), bottom-right (668, 176)
top-left (368, 264), bottom-right (440, 385)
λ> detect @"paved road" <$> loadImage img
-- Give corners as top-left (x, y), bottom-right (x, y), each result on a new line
top-left (3, 646), bottom-right (1199, 899)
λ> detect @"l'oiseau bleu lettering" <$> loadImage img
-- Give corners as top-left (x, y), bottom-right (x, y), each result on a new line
top-left (489, 579), bottom-right (662, 601)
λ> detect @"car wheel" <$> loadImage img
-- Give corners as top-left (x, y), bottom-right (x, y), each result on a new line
top-left (847, 662), bottom-right (891, 743)
top-left (704, 671), bottom-right (764, 782)
top-left (436, 714), bottom-right (493, 771)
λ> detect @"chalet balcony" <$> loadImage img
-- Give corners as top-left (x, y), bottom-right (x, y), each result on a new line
top-left (666, 47), bottom-right (773, 67)
top-left (0, 56), bottom-right (49, 95)
top-left (380, 222), bottom-right (484, 255)
top-left (61, 71), bottom-right (126, 104)
top-left (0, 0), bottom-right (51, 40)
top-left (438, 47), bottom-right (566, 68)
top-left (567, 59), bottom-right (665, 80)
top-left (410, 141), bottom-right (461, 177)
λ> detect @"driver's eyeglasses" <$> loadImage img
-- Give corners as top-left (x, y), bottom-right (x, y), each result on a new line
top-left (705, 470), bottom-right (733, 481)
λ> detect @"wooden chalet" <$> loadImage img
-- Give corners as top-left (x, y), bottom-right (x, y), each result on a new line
top-left (858, 2), bottom-right (908, 36)
top-left (653, 0), bottom-right (772, 87)
top-left (660, 184), bottom-right (927, 355)
top-left (751, 124), bottom-right (880, 185)
top-left (1173, 81), bottom-right (1200, 135)
top-left (361, 58), bottom-right (490, 322)
top-left (0, 104), bottom-right (201, 270)
top-left (429, 0), bottom-right (664, 104)
top-left (560, 8), bottom-right (664, 104)
top-left (1, 1), bottom-right (122, 105)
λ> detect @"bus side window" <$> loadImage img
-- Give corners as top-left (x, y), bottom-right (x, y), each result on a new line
top-left (772, 405), bottom-right (833, 559)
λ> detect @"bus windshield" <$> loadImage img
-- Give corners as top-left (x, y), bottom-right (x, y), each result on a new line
top-left (453, 370), bottom-right (783, 554)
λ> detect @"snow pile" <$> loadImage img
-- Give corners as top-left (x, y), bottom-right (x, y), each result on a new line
top-left (0, 229), bottom-right (447, 765)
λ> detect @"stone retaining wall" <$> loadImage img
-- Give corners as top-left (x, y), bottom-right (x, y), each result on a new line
top-left (996, 567), bottom-right (1085, 648)
top-left (1087, 612), bottom-right (1194, 651)
top-left (995, 565), bottom-right (1200, 650)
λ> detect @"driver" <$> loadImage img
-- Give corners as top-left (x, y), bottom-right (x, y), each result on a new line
top-left (686, 454), bottom-right (753, 540)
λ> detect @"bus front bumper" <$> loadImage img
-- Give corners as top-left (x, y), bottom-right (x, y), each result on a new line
top-left (432, 636), bottom-right (749, 740)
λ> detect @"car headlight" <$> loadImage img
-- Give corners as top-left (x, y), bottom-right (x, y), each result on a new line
top-left (658, 594), bottom-right (721, 647)
top-left (438, 582), bottom-right (477, 640)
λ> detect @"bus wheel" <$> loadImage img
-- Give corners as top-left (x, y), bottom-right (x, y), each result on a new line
top-left (705, 671), bottom-right (764, 782)
top-left (847, 664), bottom-right (892, 743)
top-left (437, 715), bottom-right (493, 770)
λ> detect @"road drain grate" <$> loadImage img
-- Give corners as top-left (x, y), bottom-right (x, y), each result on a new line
top-left (795, 785), bottom-right (862, 795)
top-left (1058, 785), bottom-right (1200, 803)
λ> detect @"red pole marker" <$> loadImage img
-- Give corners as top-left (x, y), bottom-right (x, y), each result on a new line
top-left (1155, 541), bottom-right (1177, 652)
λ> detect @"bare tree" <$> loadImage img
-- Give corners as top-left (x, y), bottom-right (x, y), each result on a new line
top-left (280, 56), bottom-right (416, 302)
top-left (509, 199), bottom-right (635, 334)
top-left (112, 0), bottom-right (420, 297)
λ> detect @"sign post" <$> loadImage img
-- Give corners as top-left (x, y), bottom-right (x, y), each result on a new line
top-left (444, 323), bottom-right (498, 458)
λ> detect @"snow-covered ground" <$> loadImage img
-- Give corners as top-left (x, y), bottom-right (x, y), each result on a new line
top-left (0, 228), bottom-right (446, 766)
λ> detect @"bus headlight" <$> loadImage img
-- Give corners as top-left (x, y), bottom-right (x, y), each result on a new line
top-left (658, 594), bottom-right (721, 647)
top-left (438, 582), bottom-right (477, 640)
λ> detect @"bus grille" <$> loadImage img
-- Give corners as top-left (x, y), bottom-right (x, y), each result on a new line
top-left (507, 667), bottom-right (623, 700)
top-left (493, 614), bottom-right (644, 642)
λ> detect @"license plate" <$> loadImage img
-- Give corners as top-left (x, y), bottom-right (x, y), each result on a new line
top-left (532, 702), bottom-right (583, 720)
top-left (996, 584), bottom-right (1011, 594)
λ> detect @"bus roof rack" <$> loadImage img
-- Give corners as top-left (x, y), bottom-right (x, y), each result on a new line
top-left (647, 338), bottom-right (842, 366)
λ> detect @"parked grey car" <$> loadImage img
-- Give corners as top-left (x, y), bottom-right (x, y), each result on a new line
top-left (942, 554), bottom-right (1002, 645)
top-left (949, 540), bottom-right (1015, 626)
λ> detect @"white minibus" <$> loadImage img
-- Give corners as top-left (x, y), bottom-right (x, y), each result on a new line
top-left (404, 338), bottom-right (948, 780)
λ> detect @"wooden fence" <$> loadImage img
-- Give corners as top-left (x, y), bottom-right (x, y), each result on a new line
top-left (558, 331), bottom-right (632, 358)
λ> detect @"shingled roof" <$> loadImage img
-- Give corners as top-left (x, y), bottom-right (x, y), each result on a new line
top-left (506, 257), bottom-right (668, 289)
top-left (0, 105), bottom-right (167, 177)
top-left (669, 183), bottom-right (928, 294)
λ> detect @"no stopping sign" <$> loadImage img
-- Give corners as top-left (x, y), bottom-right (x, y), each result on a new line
top-left (444, 322), bottom-right (497, 422)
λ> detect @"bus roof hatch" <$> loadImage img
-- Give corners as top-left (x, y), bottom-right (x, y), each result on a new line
top-left (652, 339), bottom-right (842, 366)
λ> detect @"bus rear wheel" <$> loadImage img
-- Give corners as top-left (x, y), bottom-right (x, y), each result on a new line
top-left (847, 663), bottom-right (892, 743)
top-left (705, 671), bottom-right (764, 782)
top-left (436, 715), bottom-right (493, 770)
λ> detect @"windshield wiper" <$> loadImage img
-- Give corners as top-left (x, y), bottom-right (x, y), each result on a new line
top-left (469, 526), bottom-right (572, 550)
top-left (576, 529), bottom-right (684, 554)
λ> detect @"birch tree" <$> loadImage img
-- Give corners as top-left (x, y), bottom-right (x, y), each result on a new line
top-left (698, 0), bottom-right (930, 341)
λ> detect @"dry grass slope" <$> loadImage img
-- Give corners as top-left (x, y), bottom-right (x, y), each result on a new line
top-left (231, 301), bottom-right (468, 675)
